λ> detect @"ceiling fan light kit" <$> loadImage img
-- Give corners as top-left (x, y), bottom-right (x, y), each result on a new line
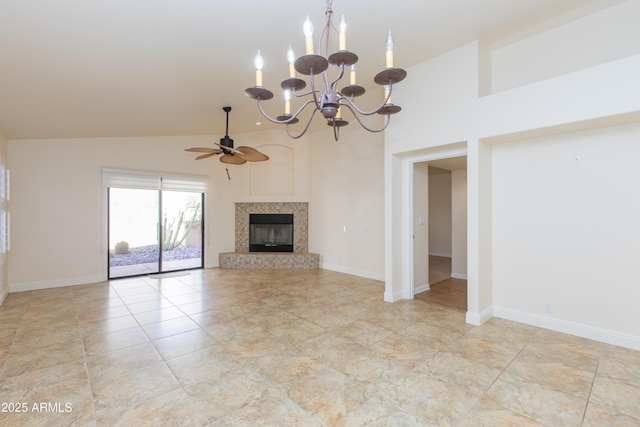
top-left (244, 0), bottom-right (407, 141)
top-left (185, 106), bottom-right (269, 165)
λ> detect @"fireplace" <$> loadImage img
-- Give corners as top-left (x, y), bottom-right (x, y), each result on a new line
top-left (249, 214), bottom-right (294, 252)
top-left (220, 202), bottom-right (318, 269)
top-left (232, 202), bottom-right (309, 253)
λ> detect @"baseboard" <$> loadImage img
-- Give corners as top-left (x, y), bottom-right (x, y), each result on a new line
top-left (493, 306), bottom-right (640, 351)
top-left (429, 252), bottom-right (451, 258)
top-left (451, 273), bottom-right (467, 280)
top-left (384, 288), bottom-right (404, 303)
top-left (466, 306), bottom-right (493, 326)
top-left (10, 274), bottom-right (105, 293)
top-left (414, 284), bottom-right (430, 294)
top-left (320, 263), bottom-right (384, 282)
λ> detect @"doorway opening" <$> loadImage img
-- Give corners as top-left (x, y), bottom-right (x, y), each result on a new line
top-left (412, 155), bottom-right (468, 311)
top-left (108, 188), bottom-right (204, 279)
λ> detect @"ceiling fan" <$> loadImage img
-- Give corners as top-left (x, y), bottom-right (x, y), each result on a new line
top-left (185, 106), bottom-right (269, 165)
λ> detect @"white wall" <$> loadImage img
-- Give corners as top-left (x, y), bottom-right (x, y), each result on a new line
top-left (428, 171), bottom-right (452, 256)
top-left (491, 0), bottom-right (640, 93)
top-left (386, 2), bottom-right (640, 349)
top-left (6, 120), bottom-right (385, 291)
top-left (413, 163), bottom-right (429, 292)
top-left (385, 42), bottom-right (479, 304)
top-left (451, 169), bottom-right (467, 279)
top-left (308, 123), bottom-right (385, 280)
top-left (492, 122), bottom-right (640, 337)
top-left (0, 130), bottom-right (7, 303)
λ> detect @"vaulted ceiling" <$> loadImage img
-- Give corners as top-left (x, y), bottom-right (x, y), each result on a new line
top-left (0, 0), bottom-right (617, 140)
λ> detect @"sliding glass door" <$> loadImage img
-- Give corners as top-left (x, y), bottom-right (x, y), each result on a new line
top-left (108, 188), bottom-right (203, 279)
top-left (160, 191), bottom-right (203, 272)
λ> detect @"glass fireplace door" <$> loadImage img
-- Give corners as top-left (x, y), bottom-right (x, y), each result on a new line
top-left (249, 213), bottom-right (294, 252)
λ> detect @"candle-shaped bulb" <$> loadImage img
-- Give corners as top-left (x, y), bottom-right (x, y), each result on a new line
top-left (254, 50), bottom-right (264, 70)
top-left (385, 31), bottom-right (394, 68)
top-left (287, 45), bottom-right (296, 78)
top-left (303, 16), bottom-right (314, 54)
top-left (284, 89), bottom-right (291, 115)
top-left (339, 15), bottom-right (347, 51)
top-left (254, 50), bottom-right (264, 86)
top-left (350, 64), bottom-right (356, 85)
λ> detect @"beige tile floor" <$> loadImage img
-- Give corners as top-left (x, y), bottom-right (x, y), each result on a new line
top-left (427, 255), bottom-right (454, 287)
top-left (1, 268), bottom-right (639, 426)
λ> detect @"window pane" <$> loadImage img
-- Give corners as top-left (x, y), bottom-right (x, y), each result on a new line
top-left (108, 188), bottom-right (160, 278)
top-left (160, 191), bottom-right (203, 272)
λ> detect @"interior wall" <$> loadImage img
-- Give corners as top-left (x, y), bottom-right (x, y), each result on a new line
top-left (5, 118), bottom-right (386, 292)
top-left (384, 42), bottom-right (480, 303)
top-left (491, 0), bottom-right (640, 93)
top-left (451, 169), bottom-right (467, 279)
top-left (428, 171), bottom-right (452, 257)
top-left (413, 163), bottom-right (429, 292)
top-left (248, 145), bottom-right (294, 196)
top-left (386, 2), bottom-right (640, 347)
top-left (308, 124), bottom-right (385, 280)
top-left (6, 130), bottom-right (308, 291)
top-left (492, 122), bottom-right (640, 338)
top-left (0, 130), bottom-right (7, 303)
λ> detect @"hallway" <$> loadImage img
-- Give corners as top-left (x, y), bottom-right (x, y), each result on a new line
top-left (415, 255), bottom-right (468, 311)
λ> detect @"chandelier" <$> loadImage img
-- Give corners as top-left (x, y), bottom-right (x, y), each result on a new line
top-left (244, 0), bottom-right (407, 141)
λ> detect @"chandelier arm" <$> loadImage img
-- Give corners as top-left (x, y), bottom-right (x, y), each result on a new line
top-left (293, 88), bottom-right (321, 98)
top-left (330, 63), bottom-right (346, 93)
top-left (256, 98), bottom-right (316, 125)
top-left (309, 70), bottom-right (324, 110)
top-left (341, 104), bottom-right (391, 133)
top-left (285, 108), bottom-right (321, 139)
top-left (338, 84), bottom-right (394, 116)
top-left (321, 67), bottom-right (331, 94)
top-left (290, 99), bottom-right (319, 122)
top-left (333, 121), bottom-right (340, 141)
top-left (317, 25), bottom-right (332, 94)
top-left (338, 96), bottom-right (380, 116)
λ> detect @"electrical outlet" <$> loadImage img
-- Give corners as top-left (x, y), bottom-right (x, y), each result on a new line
top-left (544, 302), bottom-right (554, 313)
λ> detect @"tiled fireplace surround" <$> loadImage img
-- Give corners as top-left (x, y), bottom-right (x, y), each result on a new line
top-left (219, 202), bottom-right (320, 269)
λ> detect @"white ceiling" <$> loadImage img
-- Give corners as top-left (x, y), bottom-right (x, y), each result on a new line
top-left (0, 0), bottom-right (614, 140)
top-left (429, 157), bottom-right (467, 172)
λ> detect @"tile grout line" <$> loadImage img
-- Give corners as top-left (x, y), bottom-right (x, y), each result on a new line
top-left (580, 358), bottom-right (600, 426)
top-left (459, 341), bottom-right (529, 423)
top-left (116, 278), bottom-right (212, 425)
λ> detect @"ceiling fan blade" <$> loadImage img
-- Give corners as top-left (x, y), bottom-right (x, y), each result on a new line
top-left (219, 154), bottom-right (246, 165)
top-left (185, 147), bottom-right (219, 153)
top-left (195, 152), bottom-right (219, 160)
top-left (214, 142), bottom-right (244, 155)
top-left (236, 146), bottom-right (269, 162)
